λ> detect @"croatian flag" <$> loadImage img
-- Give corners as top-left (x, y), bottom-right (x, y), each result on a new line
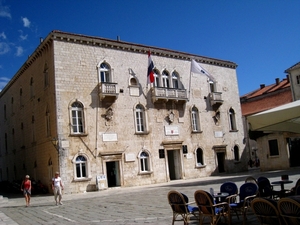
top-left (191, 59), bottom-right (216, 82)
top-left (147, 50), bottom-right (155, 84)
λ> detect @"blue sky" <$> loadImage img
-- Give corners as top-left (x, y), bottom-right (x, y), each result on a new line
top-left (0, 0), bottom-right (299, 95)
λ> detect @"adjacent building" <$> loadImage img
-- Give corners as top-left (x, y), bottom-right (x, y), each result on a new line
top-left (241, 62), bottom-right (300, 171)
top-left (0, 30), bottom-right (246, 193)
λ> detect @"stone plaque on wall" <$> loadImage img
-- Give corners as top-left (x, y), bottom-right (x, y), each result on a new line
top-left (165, 126), bottom-right (179, 136)
top-left (214, 131), bottom-right (223, 138)
top-left (103, 133), bottom-right (118, 142)
top-left (125, 153), bottom-right (136, 162)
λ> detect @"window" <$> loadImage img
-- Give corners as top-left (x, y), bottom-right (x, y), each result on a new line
top-left (229, 108), bottom-right (237, 131)
top-left (46, 108), bottom-right (50, 137)
top-left (296, 75), bottom-right (300, 84)
top-left (70, 101), bottom-right (85, 134)
top-left (172, 71), bottom-right (179, 89)
top-left (234, 145), bottom-right (239, 161)
top-left (44, 63), bottom-right (49, 88)
top-left (196, 148), bottom-right (204, 166)
top-left (11, 97), bottom-right (14, 115)
top-left (153, 69), bottom-right (160, 87)
top-left (20, 88), bottom-right (23, 107)
top-left (162, 70), bottom-right (170, 88)
top-left (134, 104), bottom-right (147, 133)
top-left (75, 155), bottom-right (87, 178)
top-left (139, 151), bottom-right (151, 172)
top-left (268, 139), bottom-right (279, 156)
top-left (99, 62), bottom-right (111, 82)
top-left (3, 104), bottom-right (6, 120)
top-left (191, 106), bottom-right (201, 132)
top-left (30, 77), bottom-right (34, 98)
top-left (209, 81), bottom-right (215, 92)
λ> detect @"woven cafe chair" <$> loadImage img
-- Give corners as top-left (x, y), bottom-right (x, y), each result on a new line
top-left (227, 182), bottom-right (259, 225)
top-left (251, 197), bottom-right (283, 225)
top-left (167, 190), bottom-right (199, 225)
top-left (278, 196), bottom-right (300, 225)
top-left (194, 189), bottom-right (231, 225)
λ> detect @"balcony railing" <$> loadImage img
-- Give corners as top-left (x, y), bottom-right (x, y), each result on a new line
top-left (151, 87), bottom-right (188, 103)
top-left (209, 92), bottom-right (223, 107)
top-left (99, 82), bottom-right (119, 100)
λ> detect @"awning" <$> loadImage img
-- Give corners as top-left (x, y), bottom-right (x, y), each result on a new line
top-left (247, 100), bottom-right (300, 133)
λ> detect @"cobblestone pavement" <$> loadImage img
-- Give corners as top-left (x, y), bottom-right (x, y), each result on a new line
top-left (0, 168), bottom-right (298, 225)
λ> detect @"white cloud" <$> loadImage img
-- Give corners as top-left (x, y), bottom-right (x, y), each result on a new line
top-left (0, 32), bottom-right (6, 39)
top-left (22, 17), bottom-right (31, 28)
top-left (15, 46), bottom-right (23, 56)
top-left (0, 3), bottom-right (11, 19)
top-left (0, 42), bottom-right (10, 55)
top-left (18, 30), bottom-right (27, 40)
top-left (0, 77), bottom-right (10, 91)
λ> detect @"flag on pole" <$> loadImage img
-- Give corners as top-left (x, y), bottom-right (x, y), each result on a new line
top-left (191, 59), bottom-right (216, 82)
top-left (147, 50), bottom-right (155, 84)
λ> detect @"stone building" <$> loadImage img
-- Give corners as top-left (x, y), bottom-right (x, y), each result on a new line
top-left (241, 62), bottom-right (300, 171)
top-left (0, 30), bottom-right (246, 193)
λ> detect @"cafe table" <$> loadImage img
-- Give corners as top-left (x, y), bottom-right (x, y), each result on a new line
top-left (271, 180), bottom-right (293, 197)
top-left (213, 192), bottom-right (229, 203)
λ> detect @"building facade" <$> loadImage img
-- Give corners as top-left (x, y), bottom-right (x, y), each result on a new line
top-left (0, 30), bottom-right (246, 194)
top-left (241, 63), bottom-right (300, 171)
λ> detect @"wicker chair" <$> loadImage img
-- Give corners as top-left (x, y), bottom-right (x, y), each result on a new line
top-left (251, 197), bottom-right (283, 225)
top-left (220, 181), bottom-right (238, 203)
top-left (245, 176), bottom-right (258, 185)
top-left (167, 190), bottom-right (199, 225)
top-left (194, 190), bottom-right (231, 225)
top-left (278, 196), bottom-right (300, 225)
top-left (227, 182), bottom-right (259, 225)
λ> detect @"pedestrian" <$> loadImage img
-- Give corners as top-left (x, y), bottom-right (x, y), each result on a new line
top-left (20, 175), bottom-right (31, 207)
top-left (52, 171), bottom-right (64, 205)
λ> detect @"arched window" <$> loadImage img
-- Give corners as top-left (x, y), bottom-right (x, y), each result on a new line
top-left (196, 148), bottom-right (204, 166)
top-left (162, 70), bottom-right (170, 88)
top-left (153, 69), bottom-right (160, 87)
top-left (75, 155), bottom-right (87, 178)
top-left (172, 71), bottom-right (179, 89)
top-left (191, 106), bottom-right (200, 132)
top-left (139, 151), bottom-right (151, 172)
top-left (134, 104), bottom-right (147, 133)
top-left (234, 145), bottom-right (239, 161)
top-left (229, 108), bottom-right (237, 131)
top-left (99, 62), bottom-right (111, 83)
top-left (70, 101), bottom-right (85, 134)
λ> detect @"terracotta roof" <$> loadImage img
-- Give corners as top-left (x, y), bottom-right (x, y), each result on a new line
top-left (240, 77), bottom-right (292, 116)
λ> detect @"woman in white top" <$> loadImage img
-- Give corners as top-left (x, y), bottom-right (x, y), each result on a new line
top-left (52, 171), bottom-right (64, 205)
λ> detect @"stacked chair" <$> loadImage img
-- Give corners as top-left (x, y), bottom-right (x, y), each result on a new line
top-left (278, 196), bottom-right (300, 225)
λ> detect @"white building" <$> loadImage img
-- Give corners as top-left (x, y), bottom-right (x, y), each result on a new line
top-left (0, 30), bottom-right (246, 193)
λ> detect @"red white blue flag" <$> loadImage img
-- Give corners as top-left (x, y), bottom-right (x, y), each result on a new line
top-left (147, 50), bottom-right (154, 84)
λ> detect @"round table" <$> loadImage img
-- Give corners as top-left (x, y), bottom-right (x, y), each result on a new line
top-left (213, 192), bottom-right (229, 203)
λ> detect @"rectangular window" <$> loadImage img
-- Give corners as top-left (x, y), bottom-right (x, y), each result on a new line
top-left (159, 149), bottom-right (165, 158)
top-left (268, 139), bottom-right (279, 156)
top-left (296, 75), bottom-right (300, 84)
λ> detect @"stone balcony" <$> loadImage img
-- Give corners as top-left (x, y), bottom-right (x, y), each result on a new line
top-left (151, 87), bottom-right (188, 103)
top-left (99, 82), bottom-right (119, 101)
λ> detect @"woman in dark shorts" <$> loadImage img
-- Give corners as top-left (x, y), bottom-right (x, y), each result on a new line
top-left (21, 175), bottom-right (31, 207)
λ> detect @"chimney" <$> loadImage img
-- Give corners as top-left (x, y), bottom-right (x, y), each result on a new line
top-left (260, 84), bottom-right (265, 89)
top-left (117, 36), bottom-right (120, 41)
top-left (275, 78), bottom-right (280, 85)
top-left (286, 74), bottom-right (290, 82)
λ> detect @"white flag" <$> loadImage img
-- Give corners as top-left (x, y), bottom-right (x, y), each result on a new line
top-left (191, 59), bottom-right (216, 82)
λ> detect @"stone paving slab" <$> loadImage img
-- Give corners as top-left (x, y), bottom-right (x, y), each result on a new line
top-left (0, 168), bottom-right (298, 225)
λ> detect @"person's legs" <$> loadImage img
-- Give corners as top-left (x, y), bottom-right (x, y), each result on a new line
top-left (54, 187), bottom-right (58, 204)
top-left (57, 186), bottom-right (62, 204)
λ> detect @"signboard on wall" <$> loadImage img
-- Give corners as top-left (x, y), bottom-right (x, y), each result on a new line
top-left (165, 126), bottom-right (179, 136)
top-left (103, 133), bottom-right (118, 142)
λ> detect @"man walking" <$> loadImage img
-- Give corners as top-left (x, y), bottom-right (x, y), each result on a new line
top-left (52, 172), bottom-right (64, 205)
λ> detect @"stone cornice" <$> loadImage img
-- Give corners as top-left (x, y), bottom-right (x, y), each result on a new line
top-left (1, 30), bottom-right (237, 96)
